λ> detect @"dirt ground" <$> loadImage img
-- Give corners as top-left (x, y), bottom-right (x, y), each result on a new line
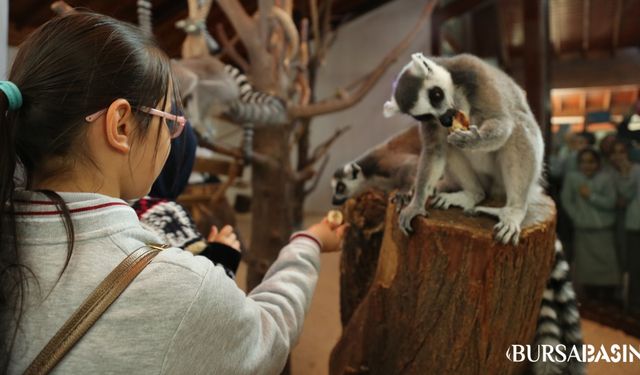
top-left (234, 214), bottom-right (640, 375)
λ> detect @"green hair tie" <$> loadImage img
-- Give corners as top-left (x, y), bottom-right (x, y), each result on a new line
top-left (0, 81), bottom-right (23, 111)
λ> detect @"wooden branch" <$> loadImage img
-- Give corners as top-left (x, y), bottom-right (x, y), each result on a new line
top-left (282, 0), bottom-right (293, 16)
top-left (303, 155), bottom-right (330, 196)
top-left (217, 0), bottom-right (274, 91)
top-left (307, 125), bottom-right (351, 167)
top-left (258, 0), bottom-right (275, 46)
top-left (271, 7), bottom-right (300, 62)
top-left (197, 136), bottom-right (243, 159)
top-left (251, 151), bottom-right (282, 171)
top-left (293, 124), bottom-right (348, 184)
top-left (299, 18), bottom-right (310, 68)
top-left (315, 0), bottom-right (334, 62)
top-left (216, 24), bottom-right (250, 72)
top-left (288, 0), bottom-right (438, 118)
top-left (309, 0), bottom-right (321, 57)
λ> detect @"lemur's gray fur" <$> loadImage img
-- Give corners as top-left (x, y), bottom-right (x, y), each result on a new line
top-left (331, 126), bottom-right (421, 205)
top-left (384, 53), bottom-right (544, 245)
top-left (171, 56), bottom-right (288, 146)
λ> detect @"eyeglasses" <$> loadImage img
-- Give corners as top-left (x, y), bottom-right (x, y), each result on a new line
top-left (85, 106), bottom-right (186, 139)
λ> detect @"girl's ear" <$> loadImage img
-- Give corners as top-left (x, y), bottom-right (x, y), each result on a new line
top-left (105, 99), bottom-right (134, 154)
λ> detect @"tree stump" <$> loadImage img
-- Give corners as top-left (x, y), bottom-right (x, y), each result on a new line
top-left (330, 190), bottom-right (557, 375)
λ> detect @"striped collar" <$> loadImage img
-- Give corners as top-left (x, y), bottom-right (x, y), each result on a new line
top-left (9, 190), bottom-right (142, 244)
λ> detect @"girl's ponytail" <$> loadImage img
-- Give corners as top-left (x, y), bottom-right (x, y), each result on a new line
top-left (0, 82), bottom-right (21, 371)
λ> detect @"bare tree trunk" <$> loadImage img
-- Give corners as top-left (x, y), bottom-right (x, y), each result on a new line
top-left (246, 125), bottom-right (295, 290)
top-left (292, 118), bottom-right (310, 229)
top-left (331, 191), bottom-right (557, 375)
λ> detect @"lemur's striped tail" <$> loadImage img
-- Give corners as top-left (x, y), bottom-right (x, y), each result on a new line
top-left (137, 0), bottom-right (153, 36)
top-left (224, 65), bottom-right (288, 125)
top-left (531, 240), bottom-right (586, 375)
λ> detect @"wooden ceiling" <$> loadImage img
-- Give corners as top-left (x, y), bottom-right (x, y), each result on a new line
top-left (436, 0), bottom-right (640, 62)
top-left (504, 0), bottom-right (640, 58)
top-left (8, 0), bottom-right (395, 58)
top-left (9, 0), bottom-right (640, 71)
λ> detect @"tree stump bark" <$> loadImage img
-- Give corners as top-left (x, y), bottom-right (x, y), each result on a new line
top-left (330, 190), bottom-right (557, 375)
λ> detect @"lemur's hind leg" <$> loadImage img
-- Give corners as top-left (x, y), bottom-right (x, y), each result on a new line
top-left (431, 148), bottom-right (485, 213)
top-left (474, 131), bottom-right (537, 245)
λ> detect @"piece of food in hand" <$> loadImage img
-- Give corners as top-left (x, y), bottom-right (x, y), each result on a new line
top-left (327, 210), bottom-right (344, 226)
top-left (450, 110), bottom-right (470, 133)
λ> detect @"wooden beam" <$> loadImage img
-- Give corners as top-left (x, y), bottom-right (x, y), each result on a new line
top-left (495, 0), bottom-right (511, 70)
top-left (442, 29), bottom-right (462, 54)
top-left (8, 21), bottom-right (33, 46)
top-left (431, 12), bottom-right (442, 55)
top-left (434, 0), bottom-right (493, 21)
top-left (431, 0), bottom-right (492, 56)
top-left (582, 0), bottom-right (590, 55)
top-left (523, 0), bottom-right (550, 159)
top-left (611, 0), bottom-right (623, 56)
top-left (603, 89), bottom-right (612, 111)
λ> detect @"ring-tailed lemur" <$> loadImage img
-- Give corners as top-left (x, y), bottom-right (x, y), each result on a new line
top-left (171, 56), bottom-right (288, 162)
top-left (137, 0), bottom-right (153, 36)
top-left (384, 53), bottom-right (544, 245)
top-left (331, 126), bottom-right (421, 205)
top-left (223, 65), bottom-right (288, 126)
top-left (532, 240), bottom-right (585, 375)
top-left (137, 0), bottom-right (286, 157)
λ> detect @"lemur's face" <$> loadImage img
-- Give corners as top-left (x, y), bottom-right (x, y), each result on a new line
top-left (331, 163), bottom-right (365, 206)
top-left (383, 53), bottom-right (456, 127)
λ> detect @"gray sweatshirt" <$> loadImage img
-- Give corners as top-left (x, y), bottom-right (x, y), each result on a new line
top-left (561, 170), bottom-right (617, 229)
top-left (1, 191), bottom-right (321, 374)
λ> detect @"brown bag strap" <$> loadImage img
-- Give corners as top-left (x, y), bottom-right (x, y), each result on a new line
top-left (23, 244), bottom-right (168, 375)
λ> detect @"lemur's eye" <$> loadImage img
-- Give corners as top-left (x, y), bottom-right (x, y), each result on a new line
top-left (428, 87), bottom-right (444, 106)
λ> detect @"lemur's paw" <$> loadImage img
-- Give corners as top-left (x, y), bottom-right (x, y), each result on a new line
top-left (398, 204), bottom-right (428, 236)
top-left (392, 190), bottom-right (413, 212)
top-left (431, 191), bottom-right (476, 211)
top-left (447, 125), bottom-right (481, 148)
top-left (493, 218), bottom-right (521, 246)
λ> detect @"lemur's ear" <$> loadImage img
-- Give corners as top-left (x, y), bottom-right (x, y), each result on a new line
top-left (411, 52), bottom-right (432, 77)
top-left (351, 163), bottom-right (362, 179)
top-left (383, 99), bottom-right (400, 118)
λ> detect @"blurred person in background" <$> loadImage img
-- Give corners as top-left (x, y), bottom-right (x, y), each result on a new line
top-left (561, 148), bottom-right (620, 303)
top-left (609, 140), bottom-right (640, 312)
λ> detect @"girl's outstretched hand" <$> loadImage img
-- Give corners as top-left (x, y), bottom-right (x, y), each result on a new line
top-left (306, 218), bottom-right (348, 253)
top-left (208, 225), bottom-right (241, 252)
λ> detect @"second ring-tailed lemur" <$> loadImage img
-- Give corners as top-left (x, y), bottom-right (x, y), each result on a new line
top-left (384, 53), bottom-right (544, 245)
top-left (331, 125), bottom-right (421, 205)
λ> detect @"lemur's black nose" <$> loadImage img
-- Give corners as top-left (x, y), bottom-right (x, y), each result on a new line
top-left (438, 109), bottom-right (457, 128)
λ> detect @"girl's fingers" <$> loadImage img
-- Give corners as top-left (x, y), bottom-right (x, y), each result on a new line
top-left (207, 225), bottom-right (219, 242)
top-left (232, 240), bottom-right (241, 251)
top-left (220, 225), bottom-right (234, 236)
top-left (336, 224), bottom-right (349, 240)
